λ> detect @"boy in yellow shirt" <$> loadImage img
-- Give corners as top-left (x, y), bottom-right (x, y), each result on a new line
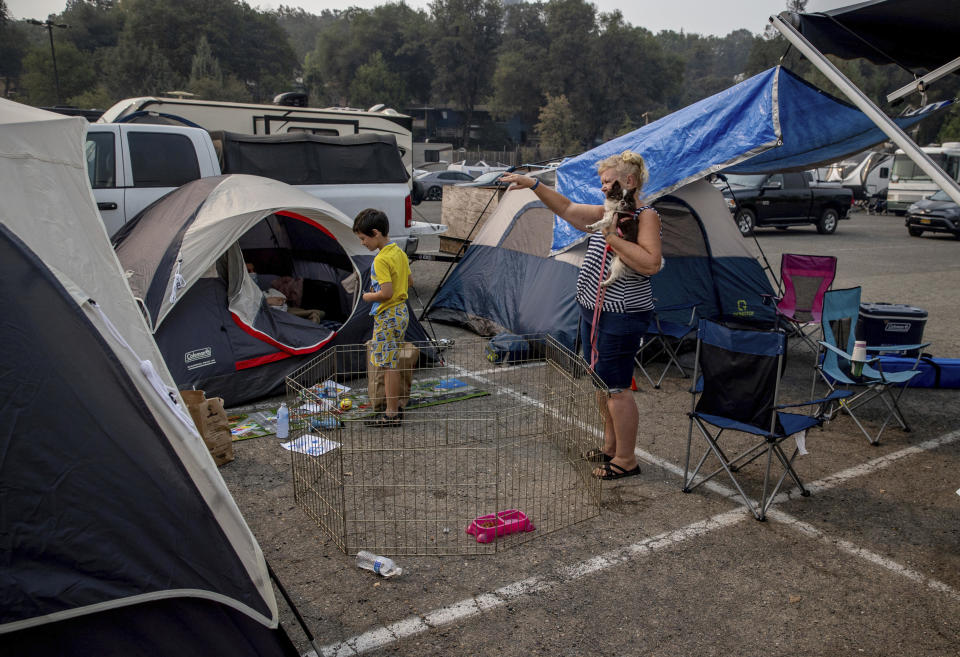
top-left (353, 208), bottom-right (413, 427)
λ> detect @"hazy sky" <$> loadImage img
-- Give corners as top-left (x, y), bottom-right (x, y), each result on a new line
top-left (8, 0), bottom-right (854, 37)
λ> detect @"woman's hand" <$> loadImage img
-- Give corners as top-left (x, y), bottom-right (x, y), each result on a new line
top-left (500, 172), bottom-right (536, 191)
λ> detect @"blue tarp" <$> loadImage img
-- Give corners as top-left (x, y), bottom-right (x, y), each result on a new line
top-left (554, 66), bottom-right (949, 253)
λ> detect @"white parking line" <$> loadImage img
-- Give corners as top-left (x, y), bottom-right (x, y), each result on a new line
top-left (768, 510), bottom-right (960, 603)
top-left (312, 509), bottom-right (746, 657)
top-left (302, 367), bottom-right (960, 657)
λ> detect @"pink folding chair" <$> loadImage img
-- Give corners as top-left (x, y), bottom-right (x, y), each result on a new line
top-left (772, 253), bottom-right (837, 352)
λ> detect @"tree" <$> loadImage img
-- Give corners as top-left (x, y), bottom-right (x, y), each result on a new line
top-left (20, 40), bottom-right (97, 106)
top-left (429, 0), bottom-right (503, 147)
top-left (536, 93), bottom-right (582, 155)
top-left (349, 51), bottom-right (406, 110)
top-left (0, 1), bottom-right (30, 97)
top-left (309, 4), bottom-right (432, 108)
top-left (103, 34), bottom-right (178, 98)
top-left (489, 2), bottom-right (548, 127)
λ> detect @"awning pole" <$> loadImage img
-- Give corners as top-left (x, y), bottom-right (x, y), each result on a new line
top-left (770, 12), bottom-right (960, 207)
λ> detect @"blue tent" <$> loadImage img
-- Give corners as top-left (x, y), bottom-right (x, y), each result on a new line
top-left (427, 66), bottom-right (946, 349)
top-left (554, 66), bottom-right (949, 252)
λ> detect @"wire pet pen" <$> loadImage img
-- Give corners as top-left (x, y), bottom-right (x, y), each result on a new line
top-left (286, 335), bottom-right (604, 556)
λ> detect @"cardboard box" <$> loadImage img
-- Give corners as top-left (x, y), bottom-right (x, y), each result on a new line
top-left (181, 389), bottom-right (235, 467)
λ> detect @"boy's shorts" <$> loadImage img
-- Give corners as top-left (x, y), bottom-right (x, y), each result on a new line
top-left (579, 305), bottom-right (651, 392)
top-left (370, 304), bottom-right (409, 369)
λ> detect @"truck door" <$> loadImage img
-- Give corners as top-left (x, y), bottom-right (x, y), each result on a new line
top-left (756, 173), bottom-right (792, 221)
top-left (85, 126), bottom-right (125, 236)
top-left (121, 127), bottom-right (203, 222)
top-left (781, 172), bottom-right (811, 220)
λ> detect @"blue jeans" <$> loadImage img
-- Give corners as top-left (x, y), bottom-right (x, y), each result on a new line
top-left (579, 305), bottom-right (652, 391)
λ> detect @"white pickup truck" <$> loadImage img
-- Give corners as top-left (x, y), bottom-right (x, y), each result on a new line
top-left (85, 123), bottom-right (444, 253)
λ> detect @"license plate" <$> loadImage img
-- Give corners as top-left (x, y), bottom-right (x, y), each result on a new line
top-left (920, 218), bottom-right (931, 224)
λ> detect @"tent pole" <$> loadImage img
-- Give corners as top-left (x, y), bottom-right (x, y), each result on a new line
top-left (770, 12), bottom-right (960, 207)
top-left (417, 182), bottom-right (505, 321)
top-left (267, 560), bottom-right (324, 656)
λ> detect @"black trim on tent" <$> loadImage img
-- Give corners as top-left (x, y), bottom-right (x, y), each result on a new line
top-left (0, 224), bottom-right (272, 628)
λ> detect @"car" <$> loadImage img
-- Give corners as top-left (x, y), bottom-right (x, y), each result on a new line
top-left (905, 189), bottom-right (960, 238)
top-left (415, 170), bottom-right (477, 200)
top-left (454, 170), bottom-right (507, 187)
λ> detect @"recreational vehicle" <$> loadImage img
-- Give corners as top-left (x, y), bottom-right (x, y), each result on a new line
top-left (821, 151), bottom-right (893, 203)
top-left (98, 96), bottom-right (415, 175)
top-left (886, 143), bottom-right (960, 214)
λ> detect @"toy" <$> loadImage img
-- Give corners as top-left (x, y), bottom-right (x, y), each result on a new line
top-left (339, 398), bottom-right (353, 411)
top-left (465, 509), bottom-right (534, 543)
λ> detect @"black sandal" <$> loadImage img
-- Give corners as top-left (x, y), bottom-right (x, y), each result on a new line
top-left (593, 462), bottom-right (641, 480)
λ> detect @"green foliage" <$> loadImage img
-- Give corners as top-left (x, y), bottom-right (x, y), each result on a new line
top-left (349, 52), bottom-right (406, 110)
top-left (937, 109), bottom-right (960, 143)
top-left (66, 83), bottom-right (114, 109)
top-left (21, 41), bottom-right (97, 105)
top-left (0, 7), bottom-right (29, 97)
top-left (536, 93), bottom-right (582, 155)
top-left (103, 33), bottom-right (179, 98)
top-left (430, 0), bottom-right (504, 146)
top-left (190, 35), bottom-right (221, 83)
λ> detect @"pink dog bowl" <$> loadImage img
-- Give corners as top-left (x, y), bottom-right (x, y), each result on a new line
top-left (465, 509), bottom-right (535, 543)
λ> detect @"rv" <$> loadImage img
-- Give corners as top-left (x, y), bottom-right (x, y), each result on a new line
top-left (98, 96), bottom-right (414, 175)
top-left (886, 143), bottom-right (960, 214)
top-left (821, 151), bottom-right (893, 203)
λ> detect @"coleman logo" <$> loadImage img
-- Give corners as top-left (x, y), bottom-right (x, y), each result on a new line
top-left (185, 347), bottom-right (213, 363)
top-left (884, 321), bottom-right (911, 333)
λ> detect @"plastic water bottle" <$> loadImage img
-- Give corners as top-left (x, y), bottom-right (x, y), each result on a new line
top-left (276, 403), bottom-right (289, 439)
top-left (356, 550), bottom-right (402, 577)
top-left (851, 340), bottom-right (867, 377)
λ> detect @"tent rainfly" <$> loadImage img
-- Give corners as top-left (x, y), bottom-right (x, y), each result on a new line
top-left (112, 174), bottom-right (431, 404)
top-left (0, 98), bottom-right (299, 655)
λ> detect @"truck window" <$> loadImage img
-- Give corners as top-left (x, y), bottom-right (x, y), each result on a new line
top-left (128, 132), bottom-right (201, 187)
top-left (85, 132), bottom-right (115, 189)
top-left (783, 172), bottom-right (806, 188)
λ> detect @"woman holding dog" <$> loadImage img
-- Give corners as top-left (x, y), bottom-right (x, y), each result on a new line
top-left (501, 152), bottom-right (662, 480)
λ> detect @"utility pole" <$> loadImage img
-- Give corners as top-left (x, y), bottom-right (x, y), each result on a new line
top-left (27, 18), bottom-right (69, 105)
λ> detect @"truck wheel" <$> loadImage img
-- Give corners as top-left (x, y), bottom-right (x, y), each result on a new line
top-left (817, 207), bottom-right (839, 234)
top-left (426, 185), bottom-right (442, 201)
top-left (735, 208), bottom-right (755, 236)
top-left (907, 227), bottom-right (923, 237)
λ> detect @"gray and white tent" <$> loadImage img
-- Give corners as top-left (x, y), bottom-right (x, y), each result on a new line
top-left (112, 174), bottom-right (430, 404)
top-left (427, 180), bottom-right (775, 348)
top-left (0, 99), bottom-right (297, 655)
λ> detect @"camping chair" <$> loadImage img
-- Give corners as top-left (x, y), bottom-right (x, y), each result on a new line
top-left (683, 319), bottom-right (851, 520)
top-left (813, 287), bottom-right (930, 445)
top-left (765, 253), bottom-right (837, 353)
top-left (634, 302), bottom-right (699, 389)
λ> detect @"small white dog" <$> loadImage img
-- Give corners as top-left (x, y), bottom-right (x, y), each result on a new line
top-left (586, 181), bottom-right (639, 287)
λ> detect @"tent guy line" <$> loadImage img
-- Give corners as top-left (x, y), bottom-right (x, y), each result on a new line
top-left (305, 368), bottom-right (960, 657)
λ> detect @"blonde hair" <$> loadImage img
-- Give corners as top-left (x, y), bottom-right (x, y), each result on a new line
top-left (596, 150), bottom-right (648, 190)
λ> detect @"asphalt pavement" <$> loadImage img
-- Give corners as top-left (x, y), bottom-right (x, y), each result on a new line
top-left (222, 205), bottom-right (960, 657)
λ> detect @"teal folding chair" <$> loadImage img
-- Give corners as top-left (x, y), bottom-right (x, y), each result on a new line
top-left (813, 287), bottom-right (930, 445)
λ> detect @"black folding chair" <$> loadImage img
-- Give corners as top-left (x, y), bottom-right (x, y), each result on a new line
top-left (683, 319), bottom-right (851, 520)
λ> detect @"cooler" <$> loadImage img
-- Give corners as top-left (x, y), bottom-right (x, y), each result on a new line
top-left (858, 302), bottom-right (927, 356)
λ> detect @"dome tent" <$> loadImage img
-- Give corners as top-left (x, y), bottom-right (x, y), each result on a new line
top-left (0, 100), bottom-right (297, 655)
top-left (112, 174), bottom-right (431, 405)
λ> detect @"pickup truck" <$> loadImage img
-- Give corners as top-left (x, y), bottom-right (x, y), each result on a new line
top-left (85, 123), bottom-right (444, 254)
top-left (719, 171), bottom-right (854, 236)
